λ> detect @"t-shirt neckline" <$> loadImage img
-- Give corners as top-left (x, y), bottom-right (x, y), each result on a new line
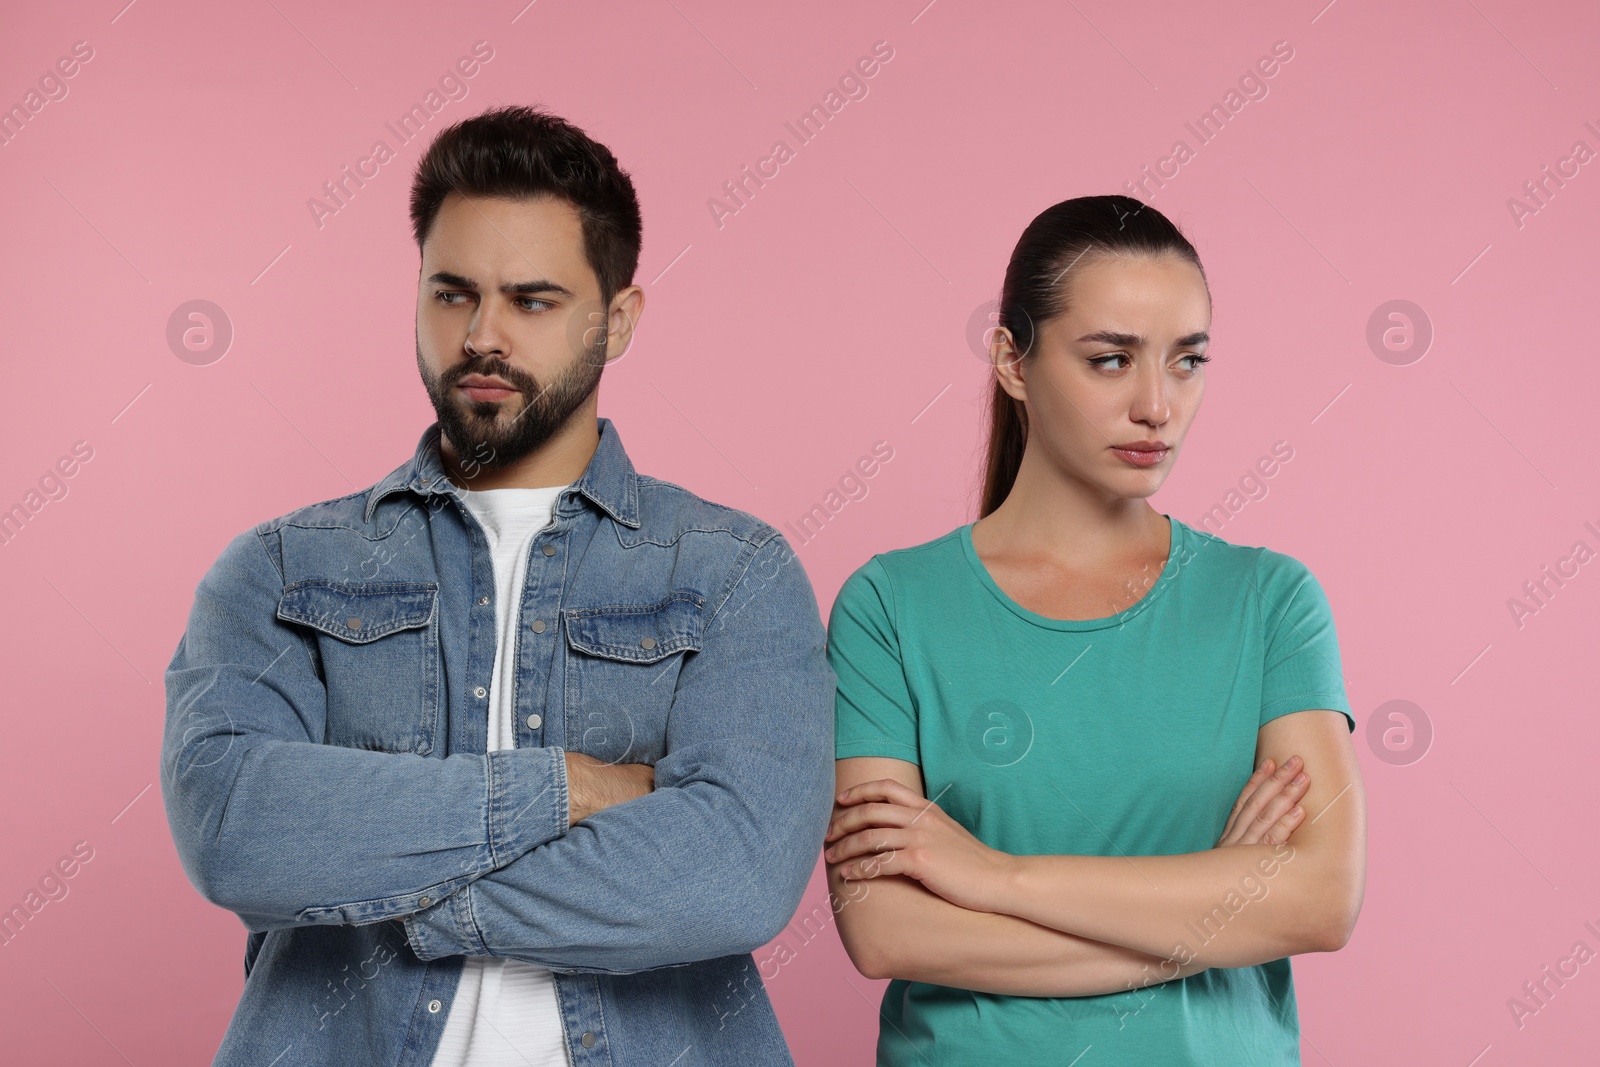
top-left (958, 513), bottom-right (1185, 632)
top-left (459, 484), bottom-right (569, 508)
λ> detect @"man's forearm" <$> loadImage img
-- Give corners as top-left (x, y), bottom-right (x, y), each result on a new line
top-left (564, 751), bottom-right (654, 824)
top-left (162, 736), bottom-right (570, 930)
top-left (403, 764), bottom-right (833, 973)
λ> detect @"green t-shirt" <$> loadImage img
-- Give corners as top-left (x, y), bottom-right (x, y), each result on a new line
top-left (826, 514), bottom-right (1354, 1066)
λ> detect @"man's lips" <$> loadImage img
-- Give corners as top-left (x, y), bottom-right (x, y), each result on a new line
top-left (457, 374), bottom-right (518, 401)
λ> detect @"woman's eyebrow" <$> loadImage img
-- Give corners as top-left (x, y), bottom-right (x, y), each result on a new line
top-left (1075, 329), bottom-right (1210, 347)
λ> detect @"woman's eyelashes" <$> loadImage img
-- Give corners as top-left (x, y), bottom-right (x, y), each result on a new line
top-left (1086, 352), bottom-right (1211, 371)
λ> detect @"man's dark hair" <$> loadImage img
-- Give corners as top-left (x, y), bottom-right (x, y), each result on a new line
top-left (409, 104), bottom-right (643, 309)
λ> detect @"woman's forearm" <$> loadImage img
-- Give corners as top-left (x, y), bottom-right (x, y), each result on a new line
top-left (978, 709), bottom-right (1365, 968)
top-left (829, 750), bottom-right (1362, 972)
top-left (990, 840), bottom-right (1342, 969)
top-left (829, 863), bottom-right (1206, 998)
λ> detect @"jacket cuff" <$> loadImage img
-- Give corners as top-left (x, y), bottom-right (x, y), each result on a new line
top-left (402, 893), bottom-right (477, 959)
top-left (486, 745), bottom-right (570, 861)
top-left (402, 746), bottom-right (569, 961)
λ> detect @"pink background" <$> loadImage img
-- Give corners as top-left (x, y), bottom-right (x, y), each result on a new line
top-left (3, 0), bottom-right (1598, 1063)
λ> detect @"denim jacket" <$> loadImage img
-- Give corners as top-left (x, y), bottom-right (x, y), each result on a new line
top-left (161, 416), bottom-right (837, 1066)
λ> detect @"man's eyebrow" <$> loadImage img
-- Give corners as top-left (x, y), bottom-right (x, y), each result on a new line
top-left (1075, 329), bottom-right (1210, 348)
top-left (427, 271), bottom-right (577, 298)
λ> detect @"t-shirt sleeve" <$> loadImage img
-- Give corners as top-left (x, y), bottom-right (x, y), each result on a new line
top-left (826, 557), bottom-right (921, 763)
top-left (1256, 549), bottom-right (1355, 733)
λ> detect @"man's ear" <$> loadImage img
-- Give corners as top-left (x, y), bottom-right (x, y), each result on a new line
top-left (603, 285), bottom-right (646, 365)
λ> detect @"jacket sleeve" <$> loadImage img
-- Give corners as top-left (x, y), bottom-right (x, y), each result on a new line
top-left (161, 525), bottom-right (570, 932)
top-left (401, 530), bottom-right (837, 974)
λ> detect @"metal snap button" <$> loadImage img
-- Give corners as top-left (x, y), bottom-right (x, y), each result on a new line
top-left (345, 617), bottom-right (363, 630)
top-left (474, 686), bottom-right (487, 698)
top-left (526, 714), bottom-right (542, 730)
top-left (581, 1032), bottom-right (596, 1048)
top-left (542, 544), bottom-right (556, 556)
top-left (478, 595), bottom-right (490, 605)
top-left (640, 637), bottom-right (656, 650)
top-left (428, 999), bottom-right (442, 1013)
top-left (530, 619), bottom-right (546, 633)
top-left (419, 896), bottom-right (431, 908)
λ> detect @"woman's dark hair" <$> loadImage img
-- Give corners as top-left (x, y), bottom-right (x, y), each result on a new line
top-left (409, 104), bottom-right (643, 311)
top-left (978, 194), bottom-right (1206, 518)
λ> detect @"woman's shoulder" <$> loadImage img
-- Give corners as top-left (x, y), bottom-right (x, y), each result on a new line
top-left (843, 523), bottom-right (967, 581)
top-left (1176, 518), bottom-right (1317, 579)
top-left (832, 524), bottom-right (969, 614)
top-left (1175, 519), bottom-right (1331, 611)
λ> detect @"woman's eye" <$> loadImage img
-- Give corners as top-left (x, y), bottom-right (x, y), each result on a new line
top-left (1088, 353), bottom-right (1209, 371)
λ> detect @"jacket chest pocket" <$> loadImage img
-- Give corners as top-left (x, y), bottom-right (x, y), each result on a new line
top-left (276, 580), bottom-right (442, 755)
top-left (561, 592), bottom-right (705, 765)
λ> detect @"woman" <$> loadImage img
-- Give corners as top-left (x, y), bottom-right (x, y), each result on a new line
top-left (824, 194), bottom-right (1365, 1065)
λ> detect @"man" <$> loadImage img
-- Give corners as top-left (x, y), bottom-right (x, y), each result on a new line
top-left (161, 104), bottom-right (836, 1067)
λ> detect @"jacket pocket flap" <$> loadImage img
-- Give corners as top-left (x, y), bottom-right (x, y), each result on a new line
top-left (277, 580), bottom-right (438, 644)
top-left (563, 592), bottom-right (705, 663)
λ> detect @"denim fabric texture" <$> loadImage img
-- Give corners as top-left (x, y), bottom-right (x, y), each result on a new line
top-left (161, 416), bottom-right (837, 1066)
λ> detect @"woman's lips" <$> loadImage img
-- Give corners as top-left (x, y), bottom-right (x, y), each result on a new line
top-left (1111, 446), bottom-right (1169, 467)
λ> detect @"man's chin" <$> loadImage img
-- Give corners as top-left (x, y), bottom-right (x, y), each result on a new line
top-left (441, 412), bottom-right (559, 465)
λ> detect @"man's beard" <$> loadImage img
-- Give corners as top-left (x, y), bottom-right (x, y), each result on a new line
top-left (416, 337), bottom-right (605, 478)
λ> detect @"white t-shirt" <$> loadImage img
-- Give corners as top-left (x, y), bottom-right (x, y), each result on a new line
top-left (429, 483), bottom-right (573, 1067)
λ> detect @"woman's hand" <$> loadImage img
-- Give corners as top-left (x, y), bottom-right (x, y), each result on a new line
top-left (1215, 755), bottom-right (1311, 848)
top-left (825, 777), bottom-right (1015, 913)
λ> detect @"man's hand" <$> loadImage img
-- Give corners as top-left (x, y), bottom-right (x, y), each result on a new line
top-left (1215, 755), bottom-right (1310, 848)
top-left (564, 751), bottom-right (655, 825)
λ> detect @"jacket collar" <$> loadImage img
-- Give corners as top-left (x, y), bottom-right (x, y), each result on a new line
top-left (364, 416), bottom-right (641, 528)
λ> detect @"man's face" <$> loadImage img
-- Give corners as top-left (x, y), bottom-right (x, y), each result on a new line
top-left (415, 193), bottom-right (611, 474)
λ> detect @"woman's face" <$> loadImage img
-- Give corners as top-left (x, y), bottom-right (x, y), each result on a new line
top-left (993, 252), bottom-right (1211, 503)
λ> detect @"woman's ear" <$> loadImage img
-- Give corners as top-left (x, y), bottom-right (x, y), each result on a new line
top-left (990, 327), bottom-right (1028, 404)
